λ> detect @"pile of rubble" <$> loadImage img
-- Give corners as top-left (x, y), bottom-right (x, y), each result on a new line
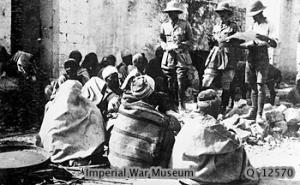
top-left (221, 100), bottom-right (300, 145)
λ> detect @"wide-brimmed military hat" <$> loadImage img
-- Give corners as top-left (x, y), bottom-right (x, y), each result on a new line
top-left (248, 0), bottom-right (266, 17)
top-left (163, 1), bottom-right (183, 13)
top-left (215, 2), bottom-right (233, 15)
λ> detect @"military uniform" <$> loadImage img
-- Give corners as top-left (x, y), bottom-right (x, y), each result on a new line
top-left (210, 19), bottom-right (239, 111)
top-left (160, 18), bottom-right (193, 108)
top-left (212, 20), bottom-right (239, 82)
top-left (245, 18), bottom-right (278, 118)
top-left (246, 19), bottom-right (277, 85)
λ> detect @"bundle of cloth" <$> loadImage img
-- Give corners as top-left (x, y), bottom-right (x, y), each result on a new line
top-left (37, 80), bottom-right (106, 165)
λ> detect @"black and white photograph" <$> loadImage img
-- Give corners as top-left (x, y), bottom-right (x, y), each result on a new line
top-left (0, 0), bottom-right (300, 184)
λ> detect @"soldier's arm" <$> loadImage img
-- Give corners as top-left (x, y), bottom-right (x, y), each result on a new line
top-left (254, 21), bottom-right (278, 48)
top-left (177, 21), bottom-right (194, 51)
top-left (160, 25), bottom-right (168, 51)
top-left (255, 34), bottom-right (277, 48)
top-left (229, 22), bottom-right (239, 35)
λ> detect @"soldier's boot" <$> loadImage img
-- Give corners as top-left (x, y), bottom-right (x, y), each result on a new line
top-left (269, 95), bottom-right (275, 106)
top-left (221, 89), bottom-right (230, 114)
top-left (256, 93), bottom-right (265, 124)
top-left (242, 91), bottom-right (257, 120)
top-left (178, 101), bottom-right (186, 112)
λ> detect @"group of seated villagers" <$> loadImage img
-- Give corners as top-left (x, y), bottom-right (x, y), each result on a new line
top-left (37, 48), bottom-right (258, 184)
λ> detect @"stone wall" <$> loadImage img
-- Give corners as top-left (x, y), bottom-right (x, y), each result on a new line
top-left (279, 0), bottom-right (300, 74)
top-left (0, 0), bottom-right (11, 52)
top-left (44, 0), bottom-right (245, 77)
top-left (11, 0), bottom-right (41, 55)
top-left (56, 0), bottom-right (164, 75)
top-left (2, 0), bottom-right (299, 77)
top-left (39, 0), bottom-right (60, 77)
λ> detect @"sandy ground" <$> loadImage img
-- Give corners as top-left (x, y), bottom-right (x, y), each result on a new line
top-left (1, 133), bottom-right (300, 185)
top-left (246, 137), bottom-right (300, 185)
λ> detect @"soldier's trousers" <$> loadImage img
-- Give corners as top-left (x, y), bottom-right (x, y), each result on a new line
top-left (162, 67), bottom-right (188, 106)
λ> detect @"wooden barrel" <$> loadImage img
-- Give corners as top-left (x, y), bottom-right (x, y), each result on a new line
top-left (108, 103), bottom-right (168, 168)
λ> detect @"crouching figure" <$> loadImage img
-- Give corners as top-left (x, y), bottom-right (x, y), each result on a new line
top-left (170, 89), bottom-right (258, 185)
top-left (108, 75), bottom-right (175, 168)
top-left (37, 80), bottom-right (106, 165)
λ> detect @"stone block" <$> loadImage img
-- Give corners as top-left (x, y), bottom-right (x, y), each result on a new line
top-left (250, 122), bottom-right (269, 139)
top-left (287, 124), bottom-right (299, 133)
top-left (221, 114), bottom-right (240, 129)
top-left (272, 121), bottom-right (288, 134)
top-left (297, 128), bottom-right (300, 137)
top-left (280, 101), bottom-right (294, 108)
top-left (68, 33), bottom-right (85, 44)
top-left (234, 128), bottom-right (251, 142)
top-left (283, 108), bottom-right (300, 126)
top-left (275, 104), bottom-right (287, 112)
top-left (236, 119), bottom-right (254, 131)
top-left (263, 103), bottom-right (273, 111)
top-left (263, 110), bottom-right (285, 123)
top-left (225, 105), bottom-right (250, 118)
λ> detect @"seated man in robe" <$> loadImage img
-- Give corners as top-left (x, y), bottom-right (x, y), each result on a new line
top-left (37, 80), bottom-right (106, 166)
top-left (108, 75), bottom-right (175, 168)
top-left (170, 89), bottom-right (258, 185)
top-left (121, 53), bottom-right (180, 131)
top-left (50, 58), bottom-right (87, 100)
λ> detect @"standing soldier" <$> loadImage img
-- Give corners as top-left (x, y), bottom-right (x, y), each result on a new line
top-left (207, 2), bottom-right (240, 114)
top-left (241, 1), bottom-right (278, 123)
top-left (160, 1), bottom-right (193, 111)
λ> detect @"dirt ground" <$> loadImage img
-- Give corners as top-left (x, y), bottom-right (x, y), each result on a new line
top-left (1, 86), bottom-right (300, 184)
top-left (1, 133), bottom-right (300, 185)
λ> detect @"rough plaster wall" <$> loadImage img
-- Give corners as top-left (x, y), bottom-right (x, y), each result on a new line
top-left (22, 0), bottom-right (40, 55)
top-left (0, 0), bottom-right (11, 52)
top-left (11, 0), bottom-right (40, 54)
top-left (58, 0), bottom-right (89, 75)
top-left (279, 0), bottom-right (300, 73)
top-left (87, 0), bottom-right (164, 65)
top-left (40, 0), bottom-right (60, 77)
top-left (51, 0), bottom-right (246, 77)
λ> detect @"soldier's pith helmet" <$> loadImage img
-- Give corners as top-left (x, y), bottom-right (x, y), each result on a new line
top-left (163, 1), bottom-right (183, 13)
top-left (215, 2), bottom-right (233, 15)
top-left (248, 0), bottom-right (266, 17)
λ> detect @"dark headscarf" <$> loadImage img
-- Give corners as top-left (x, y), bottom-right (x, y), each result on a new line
top-left (121, 49), bottom-right (132, 66)
top-left (81, 52), bottom-right (99, 77)
top-left (155, 46), bottom-right (164, 58)
top-left (69, 50), bottom-right (82, 65)
top-left (197, 89), bottom-right (221, 119)
top-left (100, 54), bottom-right (116, 67)
top-left (132, 53), bottom-right (148, 73)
